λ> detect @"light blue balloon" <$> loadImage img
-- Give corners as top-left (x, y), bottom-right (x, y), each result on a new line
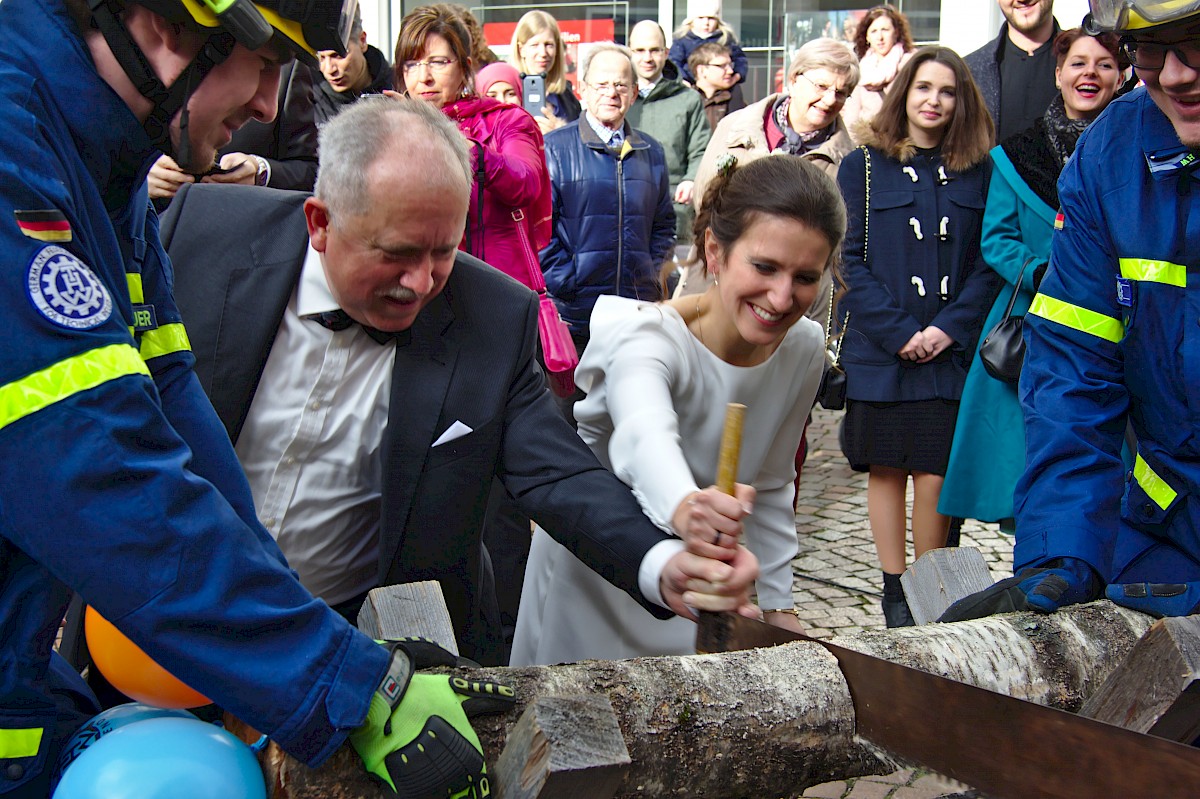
top-left (53, 717), bottom-right (266, 799)
top-left (52, 703), bottom-right (196, 786)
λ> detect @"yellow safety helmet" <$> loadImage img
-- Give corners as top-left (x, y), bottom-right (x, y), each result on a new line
top-left (1088, 0), bottom-right (1200, 32)
top-left (157, 0), bottom-right (356, 64)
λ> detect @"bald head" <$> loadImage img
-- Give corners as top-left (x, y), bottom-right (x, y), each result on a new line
top-left (629, 20), bottom-right (668, 83)
top-left (315, 98), bottom-right (472, 222)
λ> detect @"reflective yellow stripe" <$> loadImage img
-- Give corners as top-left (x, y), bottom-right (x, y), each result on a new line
top-left (0, 727), bottom-right (43, 759)
top-left (126, 273), bottom-right (145, 338)
top-left (1119, 258), bottom-right (1187, 287)
top-left (126, 272), bottom-right (145, 304)
top-left (0, 344), bottom-right (149, 432)
top-left (1028, 294), bottom-right (1124, 344)
top-left (1135, 454), bottom-right (1178, 511)
top-left (138, 323), bottom-right (191, 361)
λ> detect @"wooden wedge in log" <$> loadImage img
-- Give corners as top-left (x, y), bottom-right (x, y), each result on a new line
top-left (901, 547), bottom-right (995, 625)
top-left (1081, 615), bottom-right (1200, 743)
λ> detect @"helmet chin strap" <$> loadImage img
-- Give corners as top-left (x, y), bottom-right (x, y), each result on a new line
top-left (89, 0), bottom-right (236, 170)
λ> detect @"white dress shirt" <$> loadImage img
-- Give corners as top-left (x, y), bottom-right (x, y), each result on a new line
top-left (234, 246), bottom-right (677, 612)
top-left (235, 244), bottom-right (394, 605)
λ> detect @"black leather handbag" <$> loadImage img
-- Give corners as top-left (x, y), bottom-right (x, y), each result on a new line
top-left (979, 257), bottom-right (1035, 384)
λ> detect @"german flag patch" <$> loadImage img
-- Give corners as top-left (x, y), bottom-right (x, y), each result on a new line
top-left (1054, 212), bottom-right (1065, 231)
top-left (15, 209), bottom-right (72, 242)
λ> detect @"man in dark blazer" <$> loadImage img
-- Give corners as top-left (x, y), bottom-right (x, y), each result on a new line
top-left (159, 98), bottom-right (757, 665)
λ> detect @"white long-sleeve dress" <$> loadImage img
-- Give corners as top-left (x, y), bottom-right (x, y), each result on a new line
top-left (510, 296), bottom-right (825, 665)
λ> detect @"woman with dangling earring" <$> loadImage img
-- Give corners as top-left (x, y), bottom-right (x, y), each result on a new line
top-left (836, 47), bottom-right (997, 627)
top-left (511, 155), bottom-right (842, 665)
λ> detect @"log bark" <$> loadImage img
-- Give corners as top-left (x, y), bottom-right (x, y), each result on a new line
top-left (266, 602), bottom-right (1154, 799)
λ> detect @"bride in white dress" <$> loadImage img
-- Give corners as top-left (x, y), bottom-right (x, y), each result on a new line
top-left (511, 155), bottom-right (846, 665)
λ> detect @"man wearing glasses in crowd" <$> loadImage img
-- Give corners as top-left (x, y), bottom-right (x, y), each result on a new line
top-left (540, 43), bottom-right (675, 422)
top-left (689, 41), bottom-right (746, 129)
top-left (942, 0), bottom-right (1200, 622)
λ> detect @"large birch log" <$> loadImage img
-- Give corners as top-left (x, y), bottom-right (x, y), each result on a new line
top-left (264, 602), bottom-right (1153, 799)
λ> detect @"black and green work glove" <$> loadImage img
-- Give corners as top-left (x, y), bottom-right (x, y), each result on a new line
top-left (350, 638), bottom-right (516, 797)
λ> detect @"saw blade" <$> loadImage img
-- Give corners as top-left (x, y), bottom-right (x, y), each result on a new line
top-left (696, 612), bottom-right (1200, 798)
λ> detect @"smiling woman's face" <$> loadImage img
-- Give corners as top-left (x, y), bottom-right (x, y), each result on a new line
top-left (1056, 36), bottom-right (1121, 121)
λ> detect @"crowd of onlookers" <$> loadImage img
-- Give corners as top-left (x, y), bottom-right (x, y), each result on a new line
top-left (155, 0), bottom-right (1128, 658)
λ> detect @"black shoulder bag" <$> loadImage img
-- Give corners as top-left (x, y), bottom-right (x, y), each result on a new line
top-left (979, 256), bottom-right (1036, 384)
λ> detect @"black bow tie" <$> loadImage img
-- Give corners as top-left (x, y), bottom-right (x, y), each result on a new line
top-left (306, 309), bottom-right (410, 345)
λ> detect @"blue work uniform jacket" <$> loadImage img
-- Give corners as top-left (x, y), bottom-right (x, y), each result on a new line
top-left (838, 145), bottom-right (998, 403)
top-left (0, 0), bottom-right (386, 790)
top-left (1015, 88), bottom-right (1200, 584)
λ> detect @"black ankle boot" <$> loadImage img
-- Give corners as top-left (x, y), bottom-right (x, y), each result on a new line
top-left (881, 593), bottom-right (915, 628)
top-left (881, 572), bottom-right (915, 628)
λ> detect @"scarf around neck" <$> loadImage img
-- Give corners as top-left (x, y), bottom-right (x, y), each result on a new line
top-left (772, 96), bottom-right (835, 156)
top-left (858, 43), bottom-right (907, 92)
top-left (1042, 94), bottom-right (1092, 168)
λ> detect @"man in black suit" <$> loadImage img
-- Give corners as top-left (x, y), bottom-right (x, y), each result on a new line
top-left (160, 98), bottom-right (758, 665)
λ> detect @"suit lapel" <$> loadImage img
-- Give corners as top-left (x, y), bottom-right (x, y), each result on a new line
top-left (378, 276), bottom-right (462, 582)
top-left (211, 204), bottom-right (308, 443)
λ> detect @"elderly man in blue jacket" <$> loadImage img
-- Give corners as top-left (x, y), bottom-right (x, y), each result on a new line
top-left (541, 42), bottom-right (675, 417)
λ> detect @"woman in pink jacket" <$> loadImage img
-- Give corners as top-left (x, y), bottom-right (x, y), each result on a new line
top-left (396, 5), bottom-right (552, 288)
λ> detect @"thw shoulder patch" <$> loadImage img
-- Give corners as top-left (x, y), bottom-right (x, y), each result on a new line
top-left (26, 246), bottom-right (113, 330)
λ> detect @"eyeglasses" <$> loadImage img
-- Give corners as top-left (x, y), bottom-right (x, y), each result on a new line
top-left (402, 57), bottom-right (457, 75)
top-left (1121, 37), bottom-right (1200, 70)
top-left (796, 72), bottom-right (851, 102)
top-left (588, 81), bottom-right (633, 96)
top-left (703, 61), bottom-right (735, 72)
top-left (631, 47), bottom-right (667, 56)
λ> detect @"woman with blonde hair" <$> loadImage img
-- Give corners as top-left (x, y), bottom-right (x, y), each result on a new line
top-left (841, 4), bottom-right (916, 139)
top-left (509, 10), bottom-right (580, 133)
top-left (836, 46), bottom-right (997, 627)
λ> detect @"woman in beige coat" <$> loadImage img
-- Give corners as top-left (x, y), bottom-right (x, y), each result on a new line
top-left (681, 37), bottom-right (859, 321)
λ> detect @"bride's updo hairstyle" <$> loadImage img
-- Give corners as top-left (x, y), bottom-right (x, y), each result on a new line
top-left (692, 154), bottom-right (846, 279)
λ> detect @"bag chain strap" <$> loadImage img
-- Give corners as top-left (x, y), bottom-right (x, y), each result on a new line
top-left (827, 148), bottom-right (871, 367)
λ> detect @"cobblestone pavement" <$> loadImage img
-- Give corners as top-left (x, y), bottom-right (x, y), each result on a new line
top-left (789, 407), bottom-right (1014, 799)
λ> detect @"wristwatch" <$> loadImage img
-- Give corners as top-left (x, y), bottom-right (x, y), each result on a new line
top-left (253, 155), bottom-right (270, 186)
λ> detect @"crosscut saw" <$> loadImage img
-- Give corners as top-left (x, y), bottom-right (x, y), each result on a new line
top-left (696, 611), bottom-right (1200, 798)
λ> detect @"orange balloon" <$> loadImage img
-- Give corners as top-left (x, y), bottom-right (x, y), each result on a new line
top-left (84, 606), bottom-right (211, 709)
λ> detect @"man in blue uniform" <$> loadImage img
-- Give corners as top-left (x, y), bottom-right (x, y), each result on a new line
top-left (0, 0), bottom-right (759, 794)
top-left (943, 0), bottom-right (1200, 623)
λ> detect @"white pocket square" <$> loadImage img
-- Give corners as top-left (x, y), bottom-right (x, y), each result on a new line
top-left (432, 420), bottom-right (473, 447)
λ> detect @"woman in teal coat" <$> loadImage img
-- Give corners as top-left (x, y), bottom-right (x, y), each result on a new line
top-left (939, 28), bottom-right (1126, 528)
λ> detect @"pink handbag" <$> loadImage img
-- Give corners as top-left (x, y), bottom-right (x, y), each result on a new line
top-left (536, 293), bottom-right (579, 397)
top-left (513, 210), bottom-right (578, 397)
